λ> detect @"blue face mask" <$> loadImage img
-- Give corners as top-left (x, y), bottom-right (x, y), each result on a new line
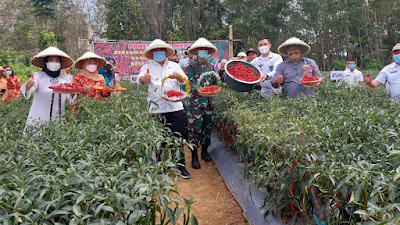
top-left (349, 65), bottom-right (356, 70)
top-left (6, 71), bottom-right (12, 76)
top-left (153, 51), bottom-right (166, 62)
top-left (198, 50), bottom-right (209, 59)
top-left (393, 54), bottom-right (400, 63)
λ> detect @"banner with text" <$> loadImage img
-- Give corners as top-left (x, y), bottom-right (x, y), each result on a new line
top-left (94, 41), bottom-right (230, 77)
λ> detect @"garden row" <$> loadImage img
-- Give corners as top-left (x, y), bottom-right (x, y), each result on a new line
top-left (0, 83), bottom-right (197, 224)
top-left (213, 77), bottom-right (400, 224)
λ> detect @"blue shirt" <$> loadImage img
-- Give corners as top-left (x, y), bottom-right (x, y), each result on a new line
top-left (273, 57), bottom-right (322, 98)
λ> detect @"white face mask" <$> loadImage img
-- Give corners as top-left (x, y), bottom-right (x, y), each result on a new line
top-left (86, 65), bottom-right (98, 73)
top-left (46, 62), bottom-right (61, 72)
top-left (259, 46), bottom-right (270, 54)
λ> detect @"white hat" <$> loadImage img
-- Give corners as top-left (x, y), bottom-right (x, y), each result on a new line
top-left (220, 59), bottom-right (228, 64)
top-left (278, 37), bottom-right (311, 56)
top-left (188, 38), bottom-right (217, 55)
top-left (237, 52), bottom-right (247, 57)
top-left (392, 43), bottom-right (400, 52)
top-left (75, 52), bottom-right (107, 69)
top-left (30, 46), bottom-right (73, 69)
top-left (143, 39), bottom-right (175, 60)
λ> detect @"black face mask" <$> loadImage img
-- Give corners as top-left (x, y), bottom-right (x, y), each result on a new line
top-left (43, 56), bottom-right (62, 78)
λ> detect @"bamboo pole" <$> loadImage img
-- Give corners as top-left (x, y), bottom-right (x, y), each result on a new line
top-left (229, 25), bottom-right (233, 59)
top-left (88, 24), bottom-right (93, 52)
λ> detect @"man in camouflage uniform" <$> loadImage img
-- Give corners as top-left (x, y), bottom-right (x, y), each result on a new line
top-left (184, 38), bottom-right (217, 169)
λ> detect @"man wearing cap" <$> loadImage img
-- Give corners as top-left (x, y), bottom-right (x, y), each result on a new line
top-left (271, 37), bottom-right (323, 98)
top-left (246, 48), bottom-right (259, 63)
top-left (137, 39), bottom-right (191, 179)
top-left (218, 59), bottom-right (228, 84)
top-left (365, 43), bottom-right (400, 102)
top-left (236, 52), bottom-right (247, 61)
top-left (251, 37), bottom-right (283, 97)
top-left (184, 37), bottom-right (217, 169)
top-left (179, 46), bottom-right (194, 69)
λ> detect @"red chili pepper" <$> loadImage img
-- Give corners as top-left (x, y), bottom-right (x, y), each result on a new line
top-left (288, 160), bottom-right (297, 173)
top-left (166, 90), bottom-right (184, 98)
top-left (290, 182), bottom-right (295, 197)
top-left (228, 64), bottom-right (259, 82)
top-left (290, 201), bottom-right (295, 217)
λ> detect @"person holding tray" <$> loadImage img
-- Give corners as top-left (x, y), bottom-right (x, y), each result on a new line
top-left (20, 46), bottom-right (75, 134)
top-left (2, 66), bottom-right (21, 102)
top-left (73, 52), bottom-right (109, 99)
top-left (271, 37), bottom-right (323, 98)
top-left (184, 37), bottom-right (218, 169)
top-left (137, 39), bottom-right (191, 179)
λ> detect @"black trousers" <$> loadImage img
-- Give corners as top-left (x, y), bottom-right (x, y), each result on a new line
top-left (159, 110), bottom-right (188, 164)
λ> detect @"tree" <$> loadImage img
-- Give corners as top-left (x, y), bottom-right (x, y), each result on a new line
top-left (105, 0), bottom-right (141, 40)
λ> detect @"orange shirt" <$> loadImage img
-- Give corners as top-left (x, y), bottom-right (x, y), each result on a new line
top-left (73, 73), bottom-right (106, 99)
top-left (5, 76), bottom-right (21, 102)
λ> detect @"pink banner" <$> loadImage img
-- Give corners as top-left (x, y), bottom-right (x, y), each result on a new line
top-left (94, 41), bottom-right (230, 77)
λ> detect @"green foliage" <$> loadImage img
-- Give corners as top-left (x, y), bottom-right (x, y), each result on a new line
top-left (0, 82), bottom-right (196, 224)
top-left (213, 79), bottom-right (400, 224)
top-left (30, 0), bottom-right (57, 19)
top-left (105, 0), bottom-right (141, 40)
top-left (38, 30), bottom-right (57, 50)
top-left (362, 54), bottom-right (384, 70)
top-left (333, 59), bottom-right (346, 70)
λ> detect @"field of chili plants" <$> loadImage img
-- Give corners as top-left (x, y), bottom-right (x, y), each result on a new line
top-left (213, 76), bottom-right (400, 225)
top-left (0, 82), bottom-right (197, 224)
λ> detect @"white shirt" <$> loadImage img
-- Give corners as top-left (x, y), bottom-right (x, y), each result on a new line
top-left (21, 71), bottom-right (76, 131)
top-left (179, 57), bottom-right (190, 68)
top-left (342, 69), bottom-right (363, 86)
top-left (251, 52), bottom-right (283, 97)
top-left (375, 62), bottom-right (400, 102)
top-left (138, 60), bottom-right (187, 114)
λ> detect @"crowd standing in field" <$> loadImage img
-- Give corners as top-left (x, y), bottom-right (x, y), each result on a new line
top-left (1, 37), bottom-right (400, 179)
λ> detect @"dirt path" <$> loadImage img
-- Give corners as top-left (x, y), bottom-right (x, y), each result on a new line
top-left (175, 147), bottom-right (248, 225)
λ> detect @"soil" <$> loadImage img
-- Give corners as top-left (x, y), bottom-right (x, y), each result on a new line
top-left (174, 146), bottom-right (248, 225)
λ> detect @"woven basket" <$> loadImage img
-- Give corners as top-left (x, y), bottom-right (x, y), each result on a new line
top-left (300, 80), bottom-right (319, 87)
top-left (224, 60), bottom-right (262, 92)
top-left (198, 86), bottom-right (222, 97)
top-left (197, 71), bottom-right (222, 97)
top-left (160, 74), bottom-right (190, 102)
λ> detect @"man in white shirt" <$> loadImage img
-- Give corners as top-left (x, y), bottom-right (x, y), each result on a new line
top-left (342, 59), bottom-right (363, 86)
top-left (178, 46), bottom-right (194, 69)
top-left (138, 39), bottom-right (191, 179)
top-left (366, 43), bottom-right (400, 102)
top-left (251, 37), bottom-right (283, 97)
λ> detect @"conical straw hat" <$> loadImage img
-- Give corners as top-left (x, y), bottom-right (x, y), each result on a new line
top-left (278, 37), bottom-right (311, 56)
top-left (74, 52), bottom-right (107, 69)
top-left (30, 46), bottom-right (73, 69)
top-left (188, 38), bottom-right (217, 55)
top-left (143, 39), bottom-right (175, 60)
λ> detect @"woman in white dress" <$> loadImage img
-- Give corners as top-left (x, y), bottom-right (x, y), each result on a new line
top-left (21, 46), bottom-right (75, 134)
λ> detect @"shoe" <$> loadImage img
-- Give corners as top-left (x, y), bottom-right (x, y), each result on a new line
top-left (191, 150), bottom-right (201, 169)
top-left (175, 164), bottom-right (191, 179)
top-left (201, 145), bottom-right (212, 162)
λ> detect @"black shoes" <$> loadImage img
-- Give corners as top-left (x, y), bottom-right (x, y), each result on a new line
top-left (176, 163), bottom-right (191, 179)
top-left (191, 150), bottom-right (201, 169)
top-left (201, 145), bottom-right (212, 162)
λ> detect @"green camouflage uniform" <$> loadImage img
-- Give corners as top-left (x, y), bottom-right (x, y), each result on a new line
top-left (184, 59), bottom-right (214, 148)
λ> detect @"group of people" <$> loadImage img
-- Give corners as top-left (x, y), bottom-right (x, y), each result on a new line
top-left (137, 37), bottom-right (400, 178)
top-left (3, 35), bottom-right (400, 179)
top-left (137, 38), bottom-right (220, 179)
top-left (15, 46), bottom-right (120, 135)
